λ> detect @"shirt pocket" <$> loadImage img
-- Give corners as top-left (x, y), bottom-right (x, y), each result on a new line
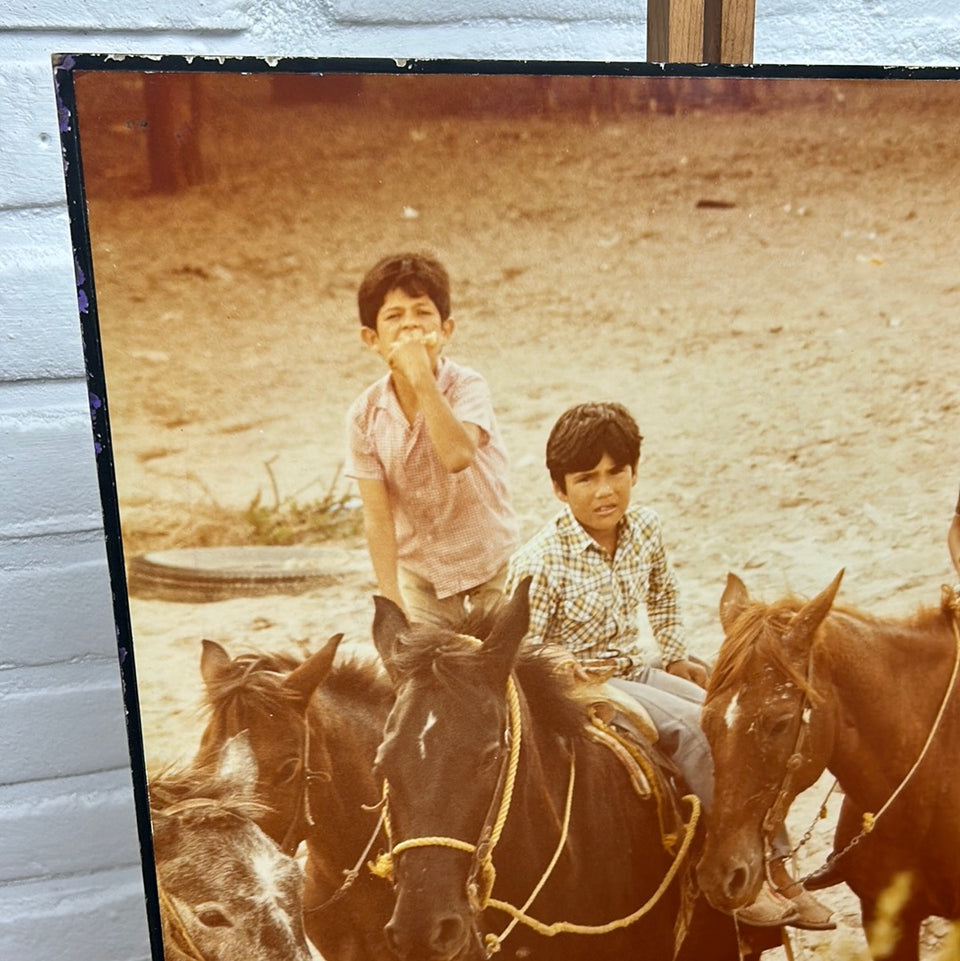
top-left (561, 592), bottom-right (617, 647)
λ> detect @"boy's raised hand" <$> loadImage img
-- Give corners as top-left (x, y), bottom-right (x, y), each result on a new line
top-left (387, 331), bottom-right (439, 389)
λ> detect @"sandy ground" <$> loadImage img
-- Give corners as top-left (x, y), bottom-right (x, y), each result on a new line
top-left (74, 68), bottom-right (960, 959)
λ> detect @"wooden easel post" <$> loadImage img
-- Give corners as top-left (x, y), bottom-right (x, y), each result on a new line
top-left (647, 0), bottom-right (755, 63)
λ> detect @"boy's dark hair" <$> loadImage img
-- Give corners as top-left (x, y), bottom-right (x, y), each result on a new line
top-left (546, 402), bottom-right (643, 490)
top-left (357, 252), bottom-right (451, 330)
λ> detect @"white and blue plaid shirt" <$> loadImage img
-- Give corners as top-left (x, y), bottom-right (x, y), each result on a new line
top-left (506, 503), bottom-right (687, 680)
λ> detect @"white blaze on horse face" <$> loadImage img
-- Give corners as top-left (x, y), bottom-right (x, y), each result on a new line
top-left (251, 847), bottom-right (298, 938)
top-left (418, 710), bottom-right (439, 760)
top-left (723, 691), bottom-right (741, 730)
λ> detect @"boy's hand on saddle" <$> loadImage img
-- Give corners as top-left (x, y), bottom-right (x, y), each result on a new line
top-left (665, 658), bottom-right (708, 688)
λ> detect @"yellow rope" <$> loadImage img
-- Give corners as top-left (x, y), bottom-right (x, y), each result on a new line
top-left (858, 587), bottom-right (960, 833)
top-left (392, 836), bottom-right (476, 856)
top-left (157, 882), bottom-right (207, 961)
top-left (489, 676), bottom-right (522, 849)
top-left (483, 794), bottom-right (701, 943)
top-left (487, 750), bottom-right (577, 949)
top-left (372, 674), bottom-right (701, 950)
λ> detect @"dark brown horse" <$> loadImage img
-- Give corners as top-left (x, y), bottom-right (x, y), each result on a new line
top-left (371, 577), bottom-right (782, 961)
top-left (697, 571), bottom-right (960, 961)
top-left (150, 732), bottom-right (314, 961)
top-left (196, 634), bottom-right (395, 961)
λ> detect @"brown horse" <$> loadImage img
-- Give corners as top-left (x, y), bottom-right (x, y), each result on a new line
top-left (150, 732), bottom-right (314, 961)
top-left (196, 634), bottom-right (395, 961)
top-left (697, 571), bottom-right (960, 961)
top-left (371, 577), bottom-right (783, 961)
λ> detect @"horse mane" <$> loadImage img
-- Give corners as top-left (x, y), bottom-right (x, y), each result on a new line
top-left (707, 595), bottom-right (817, 704)
top-left (391, 618), bottom-right (599, 741)
top-left (202, 647), bottom-right (388, 717)
top-left (149, 762), bottom-right (268, 825)
top-left (707, 589), bottom-right (956, 706)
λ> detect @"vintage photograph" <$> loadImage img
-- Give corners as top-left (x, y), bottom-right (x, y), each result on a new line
top-left (64, 60), bottom-right (960, 960)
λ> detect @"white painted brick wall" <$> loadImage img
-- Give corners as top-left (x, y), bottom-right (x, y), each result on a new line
top-left (2, 3), bottom-right (958, 960)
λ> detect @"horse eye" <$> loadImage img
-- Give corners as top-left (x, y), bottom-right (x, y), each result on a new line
top-left (195, 904), bottom-right (232, 928)
top-left (767, 716), bottom-right (793, 739)
top-left (273, 758), bottom-right (300, 785)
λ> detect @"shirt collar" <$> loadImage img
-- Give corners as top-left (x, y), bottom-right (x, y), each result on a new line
top-left (557, 504), bottom-right (606, 555)
top-left (556, 503), bottom-right (634, 556)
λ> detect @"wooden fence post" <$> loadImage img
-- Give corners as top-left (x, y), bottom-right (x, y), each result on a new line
top-left (647, 0), bottom-right (755, 63)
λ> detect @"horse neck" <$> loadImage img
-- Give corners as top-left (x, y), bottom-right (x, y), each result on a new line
top-left (302, 679), bottom-right (390, 853)
top-left (495, 678), bottom-right (671, 920)
top-left (815, 610), bottom-right (955, 804)
top-left (502, 679), bottom-right (622, 874)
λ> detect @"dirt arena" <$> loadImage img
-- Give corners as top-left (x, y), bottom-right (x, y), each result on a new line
top-left (75, 68), bottom-right (960, 959)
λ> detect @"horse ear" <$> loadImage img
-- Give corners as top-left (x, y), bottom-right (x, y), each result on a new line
top-left (372, 595), bottom-right (410, 684)
top-left (719, 573), bottom-right (750, 632)
top-left (283, 633), bottom-right (343, 704)
top-left (479, 576), bottom-right (532, 682)
top-left (784, 569), bottom-right (845, 650)
top-left (200, 639), bottom-right (232, 691)
top-left (217, 731), bottom-right (258, 799)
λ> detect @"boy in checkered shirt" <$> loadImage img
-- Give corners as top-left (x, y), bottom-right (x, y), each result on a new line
top-left (505, 401), bottom-right (834, 930)
top-left (345, 251), bottom-right (518, 627)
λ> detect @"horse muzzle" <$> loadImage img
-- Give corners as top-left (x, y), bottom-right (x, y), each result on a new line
top-left (696, 849), bottom-right (764, 913)
top-left (384, 905), bottom-right (480, 961)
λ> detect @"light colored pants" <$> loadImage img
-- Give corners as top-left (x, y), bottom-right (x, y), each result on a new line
top-left (397, 564), bottom-right (508, 629)
top-left (609, 668), bottom-right (790, 857)
top-left (609, 668), bottom-right (713, 807)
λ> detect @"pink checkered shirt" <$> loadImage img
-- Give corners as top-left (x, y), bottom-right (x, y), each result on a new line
top-left (345, 358), bottom-right (518, 599)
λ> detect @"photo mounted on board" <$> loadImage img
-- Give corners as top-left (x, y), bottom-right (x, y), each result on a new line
top-left (55, 56), bottom-right (960, 960)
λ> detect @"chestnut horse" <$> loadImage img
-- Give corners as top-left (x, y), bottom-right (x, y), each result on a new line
top-left (196, 634), bottom-right (395, 961)
top-left (150, 733), bottom-right (314, 961)
top-left (697, 571), bottom-right (960, 961)
top-left (371, 577), bottom-right (782, 961)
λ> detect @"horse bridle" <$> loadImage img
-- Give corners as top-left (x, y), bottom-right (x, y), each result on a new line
top-left (762, 590), bottom-right (960, 885)
top-left (376, 674), bottom-right (524, 916)
top-left (760, 649), bottom-right (816, 850)
top-left (278, 714), bottom-right (332, 857)
top-left (372, 674), bottom-right (699, 957)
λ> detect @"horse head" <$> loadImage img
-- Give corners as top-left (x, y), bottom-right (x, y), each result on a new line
top-left (371, 578), bottom-right (531, 961)
top-left (197, 633), bottom-right (342, 855)
top-left (696, 570), bottom-right (843, 913)
top-left (152, 733), bottom-right (313, 961)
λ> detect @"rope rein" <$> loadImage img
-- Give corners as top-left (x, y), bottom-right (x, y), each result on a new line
top-left (786, 588), bottom-right (960, 882)
top-left (370, 674), bottom-right (701, 956)
top-left (483, 794), bottom-right (700, 944)
top-left (157, 882), bottom-right (208, 961)
top-left (154, 797), bottom-right (236, 961)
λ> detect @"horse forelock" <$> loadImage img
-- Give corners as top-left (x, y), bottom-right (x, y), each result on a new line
top-left (204, 647), bottom-right (387, 717)
top-left (708, 597), bottom-right (816, 704)
top-left (150, 765), bottom-right (270, 827)
top-left (204, 650), bottom-right (302, 713)
top-left (390, 622), bottom-right (594, 741)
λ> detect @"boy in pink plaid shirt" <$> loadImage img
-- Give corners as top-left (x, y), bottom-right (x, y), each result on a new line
top-left (345, 251), bottom-right (518, 626)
